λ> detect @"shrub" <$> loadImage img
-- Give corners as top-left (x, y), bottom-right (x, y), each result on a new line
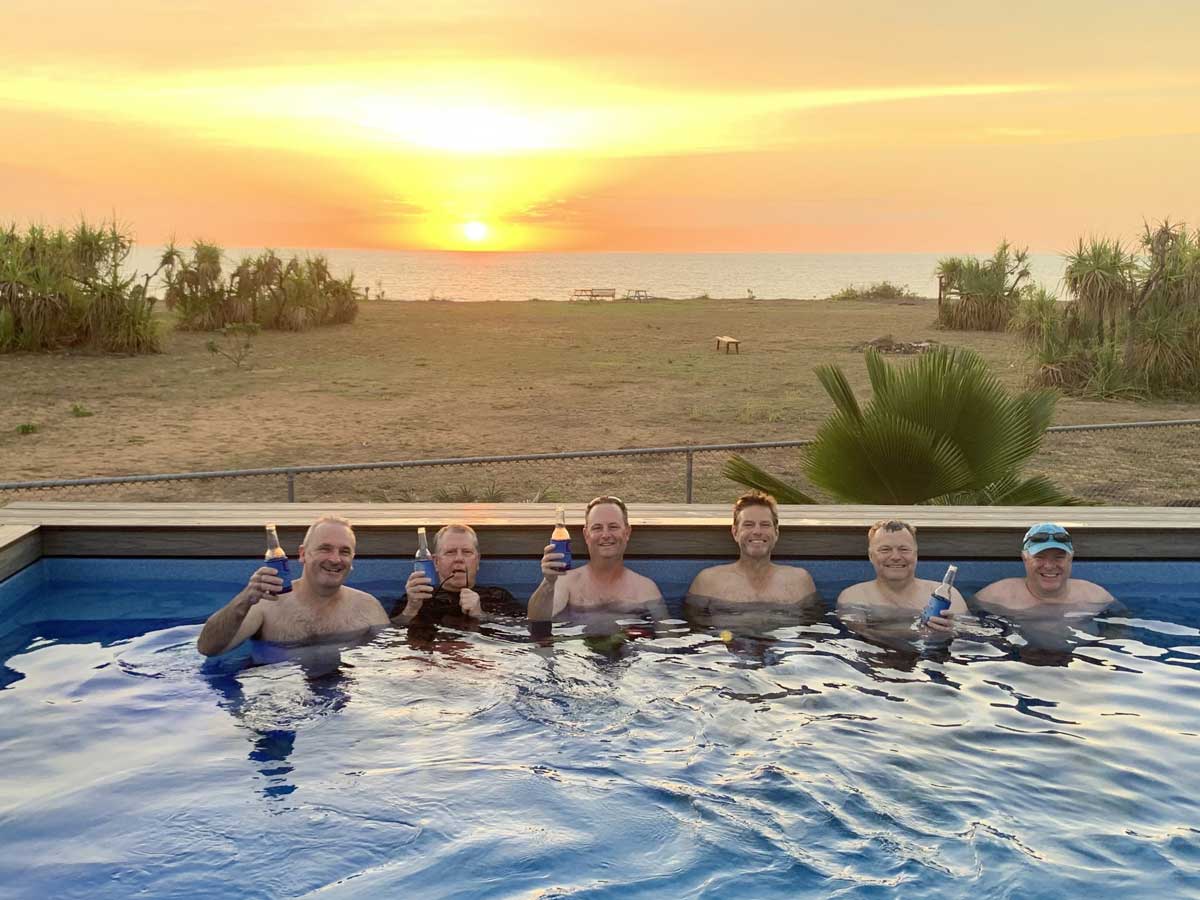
top-left (1015, 222), bottom-right (1200, 399)
top-left (936, 241), bottom-right (1031, 331)
top-left (829, 281), bottom-right (918, 302)
top-left (0, 219), bottom-right (160, 353)
top-left (724, 346), bottom-right (1081, 505)
top-left (165, 245), bottom-right (359, 332)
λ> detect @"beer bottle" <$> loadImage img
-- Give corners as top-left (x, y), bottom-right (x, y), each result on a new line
top-left (921, 564), bottom-right (957, 623)
top-left (551, 506), bottom-right (572, 572)
top-left (263, 523), bottom-right (293, 594)
top-left (414, 526), bottom-right (439, 586)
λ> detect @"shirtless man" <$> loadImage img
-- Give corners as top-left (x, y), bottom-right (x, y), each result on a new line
top-left (686, 490), bottom-right (817, 607)
top-left (197, 515), bottom-right (389, 656)
top-left (392, 523), bottom-right (521, 626)
top-left (975, 522), bottom-right (1116, 614)
top-left (528, 496), bottom-right (665, 621)
top-left (836, 519), bottom-right (966, 636)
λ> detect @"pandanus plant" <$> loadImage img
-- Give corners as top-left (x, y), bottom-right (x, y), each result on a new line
top-left (724, 345), bottom-right (1082, 505)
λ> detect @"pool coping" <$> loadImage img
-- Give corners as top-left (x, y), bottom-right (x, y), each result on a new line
top-left (2, 501), bottom-right (1198, 583)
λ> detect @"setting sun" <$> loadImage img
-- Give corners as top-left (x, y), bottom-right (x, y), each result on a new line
top-left (463, 221), bottom-right (490, 242)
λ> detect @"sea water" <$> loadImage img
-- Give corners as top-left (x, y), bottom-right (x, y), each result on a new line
top-left (126, 247), bottom-right (1070, 304)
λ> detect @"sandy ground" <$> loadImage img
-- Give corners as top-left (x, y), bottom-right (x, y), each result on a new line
top-left (2, 296), bottom-right (1198, 503)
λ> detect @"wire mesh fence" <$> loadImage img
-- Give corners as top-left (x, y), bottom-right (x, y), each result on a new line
top-left (1030, 422), bottom-right (1200, 506)
top-left (1, 421), bottom-right (1197, 506)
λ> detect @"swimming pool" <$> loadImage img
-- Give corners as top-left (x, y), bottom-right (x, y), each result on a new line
top-left (2, 557), bottom-right (1199, 898)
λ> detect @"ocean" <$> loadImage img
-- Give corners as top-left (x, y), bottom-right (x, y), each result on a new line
top-left (127, 247), bottom-right (1069, 304)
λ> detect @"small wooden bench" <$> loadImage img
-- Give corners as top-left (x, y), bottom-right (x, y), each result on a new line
top-left (571, 288), bottom-right (617, 302)
top-left (715, 335), bottom-right (740, 353)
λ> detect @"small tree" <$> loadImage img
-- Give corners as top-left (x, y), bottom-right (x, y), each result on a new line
top-left (206, 322), bottom-right (260, 370)
top-left (1016, 222), bottom-right (1200, 398)
top-left (724, 346), bottom-right (1082, 505)
top-left (936, 241), bottom-right (1032, 331)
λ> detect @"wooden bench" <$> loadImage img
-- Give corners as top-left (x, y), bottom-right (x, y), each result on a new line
top-left (571, 288), bottom-right (617, 302)
top-left (715, 335), bottom-right (740, 353)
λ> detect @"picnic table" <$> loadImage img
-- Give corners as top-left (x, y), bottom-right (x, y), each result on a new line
top-left (715, 335), bottom-right (741, 354)
top-left (571, 288), bottom-right (617, 301)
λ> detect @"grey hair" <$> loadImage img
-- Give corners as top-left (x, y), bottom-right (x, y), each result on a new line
top-left (433, 523), bottom-right (479, 554)
top-left (301, 514), bottom-right (355, 550)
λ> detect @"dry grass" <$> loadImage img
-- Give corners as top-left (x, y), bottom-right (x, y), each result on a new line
top-left (1, 295), bottom-right (1198, 503)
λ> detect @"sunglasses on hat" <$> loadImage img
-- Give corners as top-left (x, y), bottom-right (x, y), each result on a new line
top-left (1026, 531), bottom-right (1072, 546)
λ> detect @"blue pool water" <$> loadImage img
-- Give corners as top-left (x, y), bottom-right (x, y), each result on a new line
top-left (1, 557), bottom-right (1199, 899)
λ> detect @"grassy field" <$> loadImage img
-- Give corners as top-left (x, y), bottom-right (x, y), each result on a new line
top-left (2, 295), bottom-right (1198, 504)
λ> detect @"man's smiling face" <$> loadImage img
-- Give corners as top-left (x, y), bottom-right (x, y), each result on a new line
top-left (732, 503), bottom-right (778, 560)
top-left (583, 502), bottom-right (630, 560)
top-left (1023, 547), bottom-right (1072, 597)
top-left (868, 526), bottom-right (917, 585)
top-left (299, 522), bottom-right (355, 591)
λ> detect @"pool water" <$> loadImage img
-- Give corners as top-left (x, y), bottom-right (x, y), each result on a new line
top-left (1, 558), bottom-right (1199, 899)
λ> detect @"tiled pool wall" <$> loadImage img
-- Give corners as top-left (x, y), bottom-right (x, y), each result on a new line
top-left (3, 557), bottom-right (1199, 624)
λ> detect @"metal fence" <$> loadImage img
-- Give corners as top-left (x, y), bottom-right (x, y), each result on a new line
top-left (1, 420), bottom-right (1198, 506)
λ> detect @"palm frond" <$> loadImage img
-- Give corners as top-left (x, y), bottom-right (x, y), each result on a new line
top-left (722, 455), bottom-right (818, 504)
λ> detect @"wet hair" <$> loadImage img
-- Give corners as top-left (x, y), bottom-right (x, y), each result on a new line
top-left (301, 514), bottom-right (355, 551)
top-left (434, 523), bottom-right (479, 554)
top-left (733, 490), bottom-right (778, 527)
top-left (867, 519), bottom-right (916, 545)
top-left (585, 495), bottom-right (628, 525)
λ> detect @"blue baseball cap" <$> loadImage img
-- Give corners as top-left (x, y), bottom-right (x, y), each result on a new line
top-left (1022, 522), bottom-right (1073, 556)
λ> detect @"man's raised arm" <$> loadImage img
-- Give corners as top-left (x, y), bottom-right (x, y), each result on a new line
top-left (528, 543), bottom-right (568, 621)
top-left (197, 567), bottom-right (278, 656)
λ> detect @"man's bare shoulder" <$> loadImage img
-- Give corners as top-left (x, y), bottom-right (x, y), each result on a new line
top-left (975, 578), bottom-right (1027, 605)
top-left (343, 586), bottom-right (389, 622)
top-left (775, 563), bottom-right (816, 590)
top-left (688, 563), bottom-right (737, 592)
top-left (1066, 578), bottom-right (1118, 608)
top-left (627, 568), bottom-right (663, 599)
top-left (837, 581), bottom-right (875, 607)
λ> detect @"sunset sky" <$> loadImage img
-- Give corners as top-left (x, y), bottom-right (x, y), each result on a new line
top-left (3, 1), bottom-right (1198, 252)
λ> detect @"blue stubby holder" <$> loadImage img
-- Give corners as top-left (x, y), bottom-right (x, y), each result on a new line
top-left (551, 538), bottom-right (572, 571)
top-left (414, 559), bottom-right (439, 586)
top-left (265, 557), bottom-right (293, 594)
top-left (921, 594), bottom-right (950, 623)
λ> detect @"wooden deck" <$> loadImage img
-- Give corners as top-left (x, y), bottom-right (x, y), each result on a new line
top-left (1, 502), bottom-right (1197, 579)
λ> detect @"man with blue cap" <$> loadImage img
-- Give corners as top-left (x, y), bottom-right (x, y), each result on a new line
top-left (975, 522), bottom-right (1116, 611)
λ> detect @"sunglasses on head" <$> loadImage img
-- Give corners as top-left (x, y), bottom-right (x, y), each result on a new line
top-left (1026, 531), bottom-right (1071, 546)
top-left (587, 495), bottom-right (625, 511)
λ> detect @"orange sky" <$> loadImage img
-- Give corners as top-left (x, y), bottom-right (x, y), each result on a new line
top-left (3, 1), bottom-right (1198, 252)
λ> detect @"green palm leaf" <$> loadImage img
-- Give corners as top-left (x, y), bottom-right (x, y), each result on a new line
top-left (814, 362), bottom-right (863, 422)
top-left (722, 455), bottom-right (818, 504)
top-left (723, 344), bottom-right (1078, 506)
top-left (804, 409), bottom-right (972, 503)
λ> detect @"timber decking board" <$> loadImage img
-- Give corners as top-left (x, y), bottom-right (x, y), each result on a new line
top-left (4, 501), bottom-right (1200, 528)
top-left (0, 524), bottom-right (41, 581)
top-left (2, 502), bottom-right (1197, 560)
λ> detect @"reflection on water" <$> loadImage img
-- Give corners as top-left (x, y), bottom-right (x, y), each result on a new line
top-left (205, 644), bottom-right (355, 802)
top-left (2, 605), bottom-right (1199, 898)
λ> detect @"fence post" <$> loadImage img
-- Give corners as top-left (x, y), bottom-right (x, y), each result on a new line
top-left (685, 450), bottom-right (694, 503)
top-left (286, 471), bottom-right (295, 502)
